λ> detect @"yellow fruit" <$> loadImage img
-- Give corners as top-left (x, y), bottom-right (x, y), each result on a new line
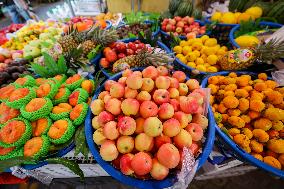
top-left (235, 35), bottom-right (260, 48)
top-left (187, 62), bottom-right (196, 68)
top-left (182, 46), bottom-right (192, 55)
top-left (192, 42), bottom-right (203, 51)
top-left (200, 54), bottom-right (207, 61)
top-left (237, 13), bottom-right (255, 24)
top-left (173, 46), bottom-right (182, 54)
top-left (195, 57), bottom-right (204, 65)
top-left (267, 139), bottom-right (284, 153)
top-left (193, 50), bottom-right (201, 57)
top-left (211, 12), bottom-right (222, 22)
top-left (221, 12), bottom-right (237, 24)
top-left (245, 6), bottom-right (263, 19)
top-left (187, 39), bottom-right (195, 45)
top-left (178, 56), bottom-right (187, 64)
top-left (186, 52), bottom-right (197, 62)
top-left (180, 40), bottom-right (188, 47)
top-left (204, 63), bottom-right (211, 67)
top-left (204, 47), bottom-right (216, 56)
top-left (217, 48), bottom-right (226, 55)
top-left (196, 65), bottom-right (207, 72)
top-left (207, 55), bottom-right (218, 65)
top-left (221, 46), bottom-right (228, 51)
top-left (204, 38), bottom-right (217, 47)
top-left (176, 54), bottom-right (183, 59)
top-left (234, 12), bottom-right (241, 20)
top-left (201, 35), bottom-right (209, 43)
top-left (207, 66), bottom-right (218, 72)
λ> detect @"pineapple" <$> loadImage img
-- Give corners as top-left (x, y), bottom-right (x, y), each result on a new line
top-left (81, 40), bottom-right (96, 56)
top-left (112, 48), bottom-right (174, 72)
top-left (220, 38), bottom-right (284, 70)
top-left (90, 26), bottom-right (118, 47)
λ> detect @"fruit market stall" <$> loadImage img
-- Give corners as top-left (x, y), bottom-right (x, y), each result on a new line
top-left (0, 0), bottom-right (284, 188)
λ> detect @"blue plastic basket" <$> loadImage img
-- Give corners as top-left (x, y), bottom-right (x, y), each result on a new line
top-left (93, 39), bottom-right (172, 78)
top-left (229, 21), bottom-right (283, 48)
top-left (160, 20), bottom-right (208, 40)
top-left (105, 20), bottom-right (112, 30)
top-left (174, 57), bottom-right (208, 75)
top-left (201, 71), bottom-right (284, 179)
top-left (4, 74), bottom-right (94, 171)
top-left (85, 67), bottom-right (215, 189)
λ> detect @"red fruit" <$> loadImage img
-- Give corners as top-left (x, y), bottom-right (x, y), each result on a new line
top-left (103, 47), bottom-right (112, 55)
top-left (120, 153), bottom-right (134, 175)
top-left (128, 42), bottom-right (137, 51)
top-left (137, 43), bottom-right (146, 49)
top-left (161, 25), bottom-right (166, 31)
top-left (116, 42), bottom-right (127, 53)
top-left (189, 141), bottom-right (201, 156)
top-left (174, 16), bottom-right (182, 22)
top-left (126, 49), bottom-right (134, 56)
top-left (105, 49), bottom-right (117, 62)
top-left (267, 130), bottom-right (279, 139)
top-left (112, 155), bottom-right (122, 169)
top-left (169, 99), bottom-right (180, 111)
top-left (188, 17), bottom-right (194, 24)
top-left (131, 152), bottom-right (152, 176)
top-left (0, 54), bottom-right (5, 62)
top-left (4, 59), bottom-right (12, 64)
top-left (165, 24), bottom-right (172, 32)
top-left (118, 53), bottom-right (126, 59)
top-left (100, 58), bottom-right (110, 68)
top-left (180, 96), bottom-right (199, 114)
top-left (155, 135), bottom-right (172, 149)
top-left (172, 71), bottom-right (186, 82)
top-left (134, 40), bottom-right (141, 44)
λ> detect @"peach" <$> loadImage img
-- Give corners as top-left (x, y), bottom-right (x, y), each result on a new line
top-left (137, 91), bottom-right (151, 102)
top-left (135, 118), bottom-right (145, 134)
top-left (185, 123), bottom-right (203, 141)
top-left (158, 103), bottom-right (174, 119)
top-left (97, 111), bottom-right (114, 126)
top-left (153, 89), bottom-right (170, 105)
top-left (173, 129), bottom-right (192, 149)
top-left (131, 152), bottom-right (153, 176)
top-left (117, 116), bottom-right (136, 135)
top-left (92, 116), bottom-right (101, 129)
top-left (173, 111), bottom-right (191, 128)
top-left (189, 141), bottom-right (201, 156)
top-left (91, 99), bottom-right (104, 115)
top-left (122, 69), bottom-right (133, 77)
top-left (157, 66), bottom-right (168, 76)
top-left (188, 91), bottom-right (204, 105)
top-left (110, 83), bottom-right (124, 98)
top-left (172, 71), bottom-right (186, 82)
top-left (121, 98), bottom-right (140, 116)
top-left (169, 88), bottom-right (179, 99)
top-left (117, 136), bottom-right (134, 154)
top-left (142, 66), bottom-right (158, 79)
top-left (186, 79), bottom-right (200, 91)
top-left (103, 121), bottom-right (119, 140)
top-left (118, 77), bottom-right (127, 86)
top-left (98, 91), bottom-right (109, 100)
top-left (103, 94), bottom-right (112, 104)
top-left (170, 99), bottom-right (180, 111)
top-left (132, 71), bottom-right (142, 77)
top-left (105, 98), bottom-right (121, 115)
top-left (135, 133), bottom-right (154, 152)
top-left (163, 118), bottom-right (181, 137)
top-left (150, 158), bottom-right (169, 180)
top-left (155, 76), bottom-right (170, 89)
top-left (179, 96), bottom-right (199, 114)
top-left (120, 153), bottom-right (134, 175)
top-left (100, 140), bottom-right (119, 161)
top-left (178, 83), bottom-right (188, 96)
top-left (104, 80), bottom-right (117, 91)
top-left (141, 78), bottom-right (155, 92)
top-left (93, 128), bottom-right (106, 145)
top-left (126, 74), bottom-right (143, 90)
top-left (140, 100), bottom-right (158, 118)
top-left (157, 143), bottom-right (180, 169)
top-left (155, 135), bottom-right (172, 149)
top-left (144, 117), bottom-right (163, 137)
top-left (124, 87), bottom-right (138, 99)
top-left (192, 114), bottom-right (208, 130)
top-left (170, 77), bottom-right (179, 88)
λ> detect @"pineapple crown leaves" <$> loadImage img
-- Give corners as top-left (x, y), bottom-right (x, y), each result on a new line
top-left (89, 26), bottom-right (118, 47)
top-left (170, 32), bottom-right (181, 48)
top-left (254, 38), bottom-right (284, 63)
top-left (30, 52), bottom-right (68, 78)
top-left (138, 30), bottom-right (159, 47)
top-left (87, 44), bottom-right (103, 60)
top-left (138, 47), bottom-right (175, 67)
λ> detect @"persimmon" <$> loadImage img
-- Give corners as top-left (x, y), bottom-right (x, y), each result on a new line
top-left (0, 85), bottom-right (16, 101)
top-left (0, 120), bottom-right (26, 144)
top-left (0, 103), bottom-right (20, 124)
top-left (48, 120), bottom-right (68, 139)
top-left (66, 74), bottom-right (81, 84)
top-left (9, 88), bottom-right (29, 102)
top-left (0, 146), bottom-right (15, 155)
top-left (36, 83), bottom-right (51, 98)
top-left (70, 104), bottom-right (83, 120)
top-left (25, 98), bottom-right (46, 112)
top-left (31, 118), bottom-right (49, 137)
top-left (14, 77), bottom-right (27, 85)
top-left (24, 137), bottom-right (43, 157)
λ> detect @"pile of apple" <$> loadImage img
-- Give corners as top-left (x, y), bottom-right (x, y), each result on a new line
top-left (90, 66), bottom-right (208, 180)
top-left (99, 40), bottom-right (148, 69)
top-left (161, 16), bottom-right (206, 38)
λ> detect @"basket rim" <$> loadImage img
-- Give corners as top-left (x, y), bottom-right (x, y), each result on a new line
top-left (201, 71), bottom-right (284, 179)
top-left (85, 67), bottom-right (216, 188)
top-left (229, 21), bottom-right (283, 48)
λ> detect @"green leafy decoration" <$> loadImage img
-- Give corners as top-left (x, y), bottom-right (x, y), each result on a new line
top-left (30, 62), bottom-right (49, 77)
top-left (42, 52), bottom-right (58, 76)
top-left (46, 158), bottom-right (85, 182)
top-left (170, 32), bottom-right (181, 49)
top-left (87, 44), bottom-right (103, 60)
top-left (0, 157), bottom-right (37, 172)
top-left (75, 125), bottom-right (89, 158)
top-left (93, 70), bottom-right (105, 90)
top-left (128, 33), bottom-right (137, 38)
top-left (57, 55), bottom-right (68, 74)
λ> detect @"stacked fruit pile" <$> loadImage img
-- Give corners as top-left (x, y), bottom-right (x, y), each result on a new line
top-left (90, 66), bottom-right (208, 180)
top-left (209, 73), bottom-right (284, 170)
top-left (211, 6), bottom-right (263, 24)
top-left (116, 23), bottom-right (152, 39)
top-left (161, 16), bottom-right (206, 38)
top-left (95, 13), bottom-right (120, 25)
top-left (0, 24), bottom-right (24, 45)
top-left (0, 74), bottom-right (94, 161)
top-left (173, 35), bottom-right (228, 72)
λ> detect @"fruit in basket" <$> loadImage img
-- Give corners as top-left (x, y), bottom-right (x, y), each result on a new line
top-left (0, 103), bottom-right (20, 124)
top-left (219, 38), bottom-right (284, 70)
top-left (23, 136), bottom-right (49, 159)
top-left (235, 36), bottom-right (260, 48)
top-left (245, 7), bottom-right (263, 19)
top-left (210, 72), bottom-right (284, 169)
top-left (91, 66), bottom-right (208, 179)
top-left (31, 117), bottom-right (51, 137)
